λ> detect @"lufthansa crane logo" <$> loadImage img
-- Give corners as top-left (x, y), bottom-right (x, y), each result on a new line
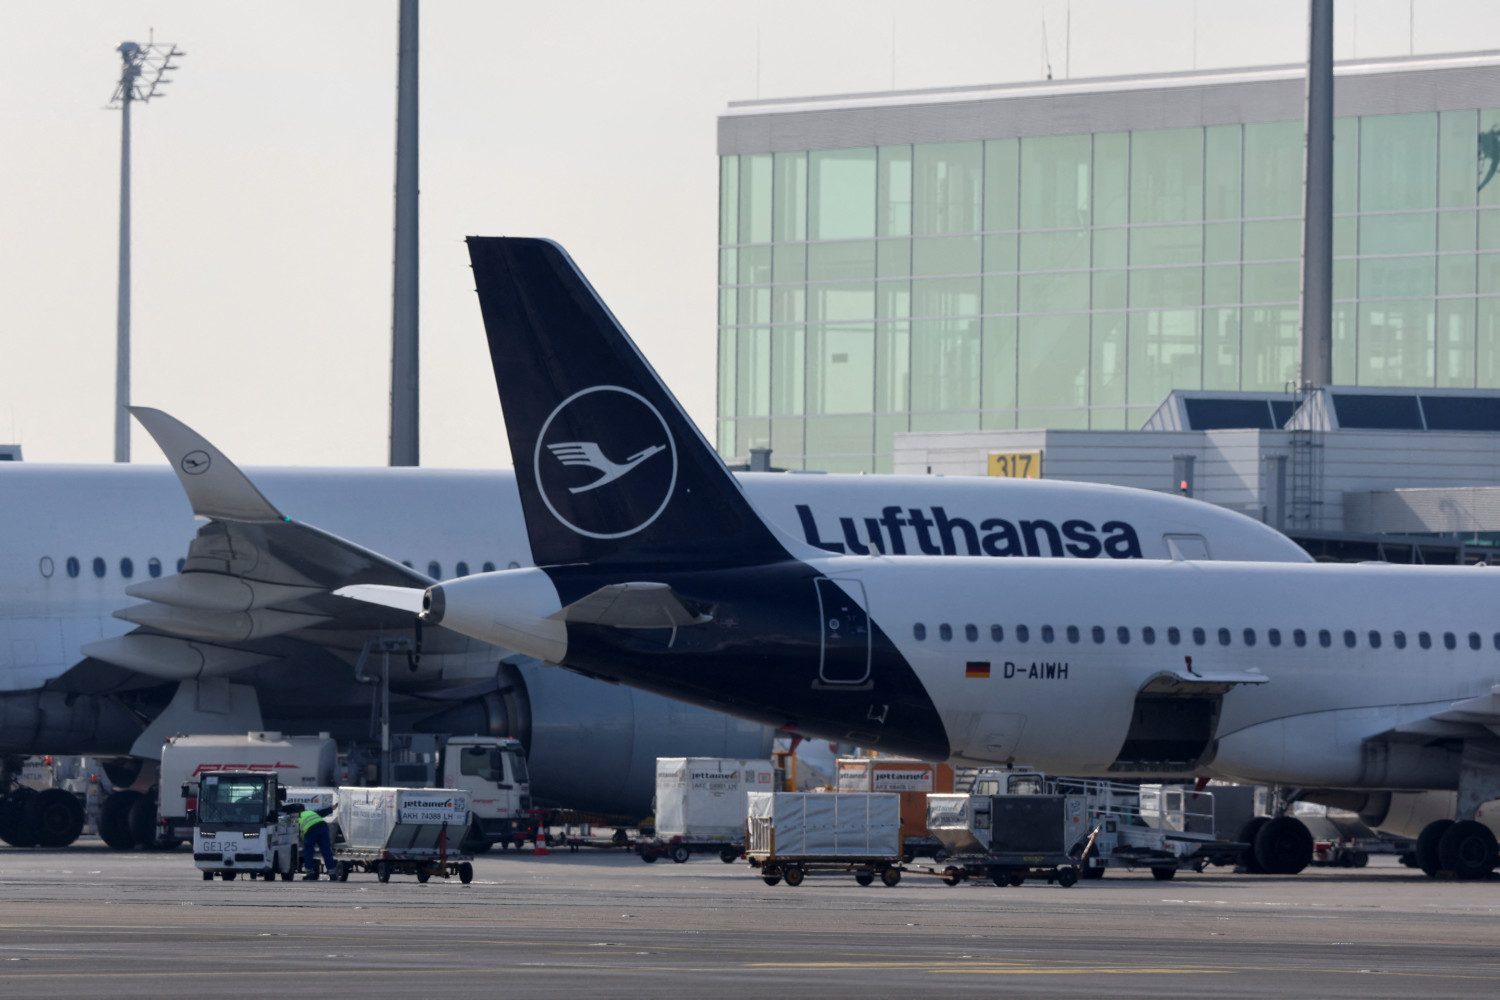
top-left (534, 385), bottom-right (678, 539)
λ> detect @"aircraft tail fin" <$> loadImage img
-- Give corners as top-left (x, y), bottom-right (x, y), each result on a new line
top-left (467, 237), bottom-right (791, 569)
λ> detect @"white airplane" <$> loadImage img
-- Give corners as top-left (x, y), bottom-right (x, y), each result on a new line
top-left (346, 236), bottom-right (1500, 882)
top-left (0, 406), bottom-right (1301, 849)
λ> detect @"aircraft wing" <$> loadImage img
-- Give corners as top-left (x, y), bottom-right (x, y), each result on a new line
top-left (1384, 685), bottom-right (1500, 742)
top-left (79, 408), bottom-right (473, 684)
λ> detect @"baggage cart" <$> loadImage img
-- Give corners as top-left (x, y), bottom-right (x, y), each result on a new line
top-left (639, 757), bottom-right (776, 863)
top-left (331, 787), bottom-right (474, 884)
top-left (926, 792), bottom-right (1083, 887)
top-left (744, 791), bottom-right (904, 886)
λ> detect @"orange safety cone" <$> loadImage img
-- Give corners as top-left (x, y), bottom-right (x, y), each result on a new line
top-left (533, 828), bottom-right (549, 856)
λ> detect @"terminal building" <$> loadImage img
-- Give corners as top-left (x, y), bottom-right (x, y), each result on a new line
top-left (715, 50), bottom-right (1500, 555)
top-left (716, 50), bottom-right (1500, 471)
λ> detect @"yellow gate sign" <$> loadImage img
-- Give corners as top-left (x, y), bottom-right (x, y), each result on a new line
top-left (988, 451), bottom-right (1042, 479)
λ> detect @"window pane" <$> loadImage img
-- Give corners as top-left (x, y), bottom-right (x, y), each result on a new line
top-left (1093, 269), bottom-right (1127, 310)
top-left (1243, 121), bottom-right (1302, 218)
top-left (1242, 306), bottom-right (1299, 390)
top-left (877, 238), bottom-right (911, 279)
top-left (740, 153), bottom-right (773, 243)
top-left (914, 142), bottom-right (983, 235)
top-left (1242, 262), bottom-right (1300, 303)
top-left (1334, 117), bottom-right (1359, 213)
top-left (982, 316), bottom-right (1017, 420)
top-left (1131, 127), bottom-right (1204, 224)
top-left (809, 282), bottom-right (874, 322)
top-left (1243, 219), bottom-right (1300, 261)
top-left (1360, 113), bottom-right (1437, 212)
top-left (1440, 110), bottom-right (1479, 208)
top-left (807, 241), bottom-right (875, 282)
top-left (718, 328), bottom-right (735, 418)
top-left (771, 326), bottom-right (804, 415)
top-left (875, 321), bottom-right (909, 414)
top-left (810, 148), bottom-right (876, 240)
top-left (1437, 299), bottom-right (1476, 387)
top-left (736, 327), bottom-right (770, 416)
top-left (1018, 313), bottom-right (1088, 414)
top-left (773, 151), bottom-right (807, 242)
top-left (983, 138), bottom-right (1018, 231)
top-left (1359, 213), bottom-right (1435, 255)
top-left (1021, 272), bottom-right (1089, 312)
top-left (1205, 125), bottom-right (1242, 220)
top-left (1131, 225), bottom-right (1203, 266)
top-left (1358, 256), bottom-right (1434, 299)
top-left (1094, 227), bottom-right (1128, 268)
top-left (1130, 267), bottom-right (1202, 309)
top-left (807, 325), bottom-right (873, 414)
top-left (1021, 229), bottom-right (1090, 271)
top-left (1357, 300), bottom-right (1435, 386)
top-left (1203, 308), bottom-right (1241, 390)
top-left (913, 276), bottom-right (980, 317)
top-left (1129, 309), bottom-right (1201, 404)
top-left (1020, 134), bottom-right (1091, 229)
top-left (805, 416), bottom-right (873, 471)
top-left (911, 319), bottom-right (981, 414)
top-left (720, 156), bottom-right (739, 244)
top-left (878, 145), bottom-right (912, 238)
top-left (1093, 131), bottom-right (1129, 226)
top-left (1091, 312), bottom-right (1127, 408)
top-left (913, 235), bottom-right (981, 276)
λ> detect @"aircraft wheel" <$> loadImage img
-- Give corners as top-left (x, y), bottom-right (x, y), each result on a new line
top-left (1438, 820), bottom-right (1498, 880)
top-left (1415, 819), bottom-right (1453, 878)
top-left (854, 872), bottom-right (875, 886)
top-left (28, 788), bottom-right (84, 847)
top-left (0, 789), bottom-right (38, 847)
top-left (1253, 817), bottom-right (1312, 875)
top-left (782, 865), bottom-right (805, 887)
top-left (1151, 866), bottom-right (1177, 881)
top-left (670, 844), bottom-right (691, 864)
top-left (1236, 817), bottom-right (1269, 873)
top-left (881, 867), bottom-right (901, 887)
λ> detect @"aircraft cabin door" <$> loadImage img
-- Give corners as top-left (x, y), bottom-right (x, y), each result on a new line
top-left (817, 578), bottom-right (871, 685)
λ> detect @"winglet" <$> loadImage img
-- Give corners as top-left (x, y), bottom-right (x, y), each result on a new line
top-left (130, 407), bottom-right (285, 523)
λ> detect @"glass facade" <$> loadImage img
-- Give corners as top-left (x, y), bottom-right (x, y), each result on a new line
top-left (718, 102), bottom-right (1500, 472)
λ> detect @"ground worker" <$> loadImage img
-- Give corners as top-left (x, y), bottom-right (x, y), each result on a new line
top-left (298, 805), bottom-right (336, 880)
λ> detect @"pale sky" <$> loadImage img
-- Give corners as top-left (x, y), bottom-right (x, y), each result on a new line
top-left (5, 0), bottom-right (1499, 468)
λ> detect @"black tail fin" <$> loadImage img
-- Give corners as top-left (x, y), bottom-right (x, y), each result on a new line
top-left (467, 237), bottom-right (790, 569)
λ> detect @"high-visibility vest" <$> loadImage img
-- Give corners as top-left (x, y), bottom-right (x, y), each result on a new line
top-left (298, 810), bottom-right (325, 837)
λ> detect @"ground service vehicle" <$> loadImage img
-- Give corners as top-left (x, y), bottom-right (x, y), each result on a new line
top-left (642, 757), bottom-right (776, 863)
top-left (927, 790), bottom-right (1084, 886)
top-left (189, 770), bottom-right (299, 881)
top-left (746, 792), bottom-right (903, 887)
top-left (332, 786), bottom-right (473, 884)
top-left (385, 734), bottom-right (533, 851)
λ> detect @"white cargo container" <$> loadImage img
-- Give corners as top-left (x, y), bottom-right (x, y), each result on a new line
top-left (159, 732), bottom-right (338, 844)
top-left (644, 757), bottom-right (776, 863)
top-left (744, 792), bottom-right (903, 887)
top-left (332, 786), bottom-right (473, 884)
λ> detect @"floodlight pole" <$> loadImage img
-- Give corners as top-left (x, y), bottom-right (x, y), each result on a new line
top-left (111, 37), bottom-right (182, 463)
top-left (389, 0), bottom-right (421, 466)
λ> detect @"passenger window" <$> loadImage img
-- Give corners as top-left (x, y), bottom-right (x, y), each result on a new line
top-left (1243, 628), bottom-right (1256, 647)
top-left (1040, 625), bottom-right (1054, 643)
top-left (1091, 625), bottom-right (1105, 644)
top-left (1343, 630), bottom-right (1356, 649)
top-left (1494, 632), bottom-right (1500, 651)
top-left (1217, 627), bottom-right (1230, 646)
top-left (456, 561), bottom-right (470, 577)
top-left (483, 562), bottom-right (497, 573)
top-left (66, 556), bottom-right (80, 578)
top-left (428, 561), bottom-right (442, 578)
top-left (1016, 624), bottom-right (1030, 642)
top-left (1393, 631), bottom-right (1406, 649)
top-left (939, 624), bottom-right (953, 641)
top-left (1117, 626), bottom-right (1130, 645)
top-left (1192, 627), bottom-right (1206, 646)
top-left (1066, 625), bottom-right (1080, 643)
top-left (1368, 631), bottom-right (1381, 649)
top-left (1167, 626), bottom-right (1181, 645)
top-left (402, 560), bottom-right (413, 568)
top-left (92, 557), bottom-right (106, 578)
top-left (1142, 626), bottom-right (1155, 645)
top-left (1419, 631), bottom-right (1432, 649)
top-left (1318, 630), bottom-right (1332, 648)
top-left (913, 623), bottom-right (926, 641)
top-left (965, 624), bottom-right (978, 642)
top-left (120, 557), bottom-right (134, 579)
top-left (1444, 632), bottom-right (1457, 650)
top-left (990, 625), bottom-right (1004, 642)
top-left (1469, 632), bottom-right (1481, 651)
top-left (148, 557), bottom-right (162, 578)
top-left (1293, 629), bottom-right (1306, 647)
top-left (1268, 628), bottom-right (1281, 647)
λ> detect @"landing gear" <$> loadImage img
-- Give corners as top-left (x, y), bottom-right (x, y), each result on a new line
top-left (1417, 819), bottom-right (1499, 880)
top-left (28, 789), bottom-right (84, 847)
top-left (1252, 816), bottom-right (1313, 875)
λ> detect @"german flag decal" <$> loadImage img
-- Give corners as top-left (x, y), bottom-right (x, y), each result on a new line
top-left (965, 661), bottom-right (991, 679)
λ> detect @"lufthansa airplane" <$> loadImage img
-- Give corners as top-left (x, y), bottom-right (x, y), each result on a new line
top-left (0, 402), bottom-right (1299, 848)
top-left (346, 237), bottom-right (1500, 881)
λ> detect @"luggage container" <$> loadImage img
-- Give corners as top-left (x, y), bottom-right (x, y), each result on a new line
top-left (331, 787), bottom-right (474, 884)
top-left (640, 757), bottom-right (776, 863)
top-left (835, 758), bottom-right (953, 859)
top-left (926, 792), bottom-right (1083, 887)
top-left (744, 791), bottom-right (903, 886)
